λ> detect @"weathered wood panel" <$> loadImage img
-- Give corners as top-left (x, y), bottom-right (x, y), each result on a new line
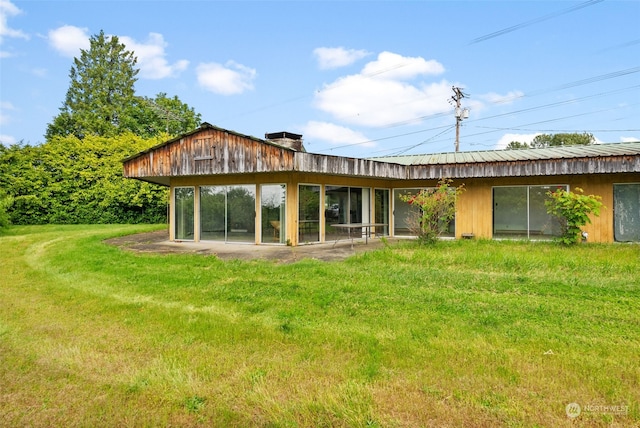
top-left (123, 128), bottom-right (301, 181)
top-left (408, 156), bottom-right (640, 180)
top-left (292, 152), bottom-right (407, 179)
top-left (446, 174), bottom-right (638, 242)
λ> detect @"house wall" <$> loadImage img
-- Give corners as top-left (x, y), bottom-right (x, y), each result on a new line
top-left (168, 171), bottom-right (638, 245)
top-left (170, 172), bottom-right (397, 245)
top-left (123, 128), bottom-right (297, 179)
top-left (442, 173), bottom-right (638, 242)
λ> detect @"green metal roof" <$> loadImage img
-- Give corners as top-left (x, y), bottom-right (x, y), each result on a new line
top-left (369, 142), bottom-right (640, 165)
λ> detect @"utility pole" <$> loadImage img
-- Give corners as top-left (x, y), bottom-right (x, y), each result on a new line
top-left (451, 86), bottom-right (469, 152)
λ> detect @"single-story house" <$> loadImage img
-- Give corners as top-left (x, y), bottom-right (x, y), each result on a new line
top-left (123, 122), bottom-right (640, 245)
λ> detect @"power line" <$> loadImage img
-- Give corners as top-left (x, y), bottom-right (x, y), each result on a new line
top-left (386, 125), bottom-right (456, 156)
top-left (324, 68), bottom-right (640, 153)
top-left (322, 80), bottom-right (639, 154)
top-left (323, 124), bottom-right (453, 152)
top-left (469, 0), bottom-right (604, 44)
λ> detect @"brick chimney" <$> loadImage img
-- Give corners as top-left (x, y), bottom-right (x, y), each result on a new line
top-left (265, 132), bottom-right (305, 152)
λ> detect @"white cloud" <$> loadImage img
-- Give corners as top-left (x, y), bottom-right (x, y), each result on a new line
top-left (301, 121), bottom-right (373, 147)
top-left (48, 25), bottom-right (89, 57)
top-left (120, 33), bottom-right (188, 79)
top-left (313, 46), bottom-right (370, 70)
top-left (480, 90), bottom-right (524, 105)
top-left (31, 67), bottom-right (46, 77)
top-left (0, 134), bottom-right (16, 145)
top-left (621, 136), bottom-right (640, 143)
top-left (196, 61), bottom-right (256, 95)
top-left (314, 51), bottom-right (450, 127)
top-left (361, 51), bottom-right (444, 80)
top-left (0, 100), bottom-right (15, 125)
top-left (495, 133), bottom-right (541, 150)
top-left (0, 0), bottom-right (28, 43)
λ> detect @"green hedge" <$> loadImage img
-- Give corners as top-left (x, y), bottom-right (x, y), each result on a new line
top-left (0, 134), bottom-right (168, 225)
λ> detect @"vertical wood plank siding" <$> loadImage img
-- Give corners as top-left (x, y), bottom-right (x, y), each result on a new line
top-left (293, 153), bottom-right (407, 179)
top-left (123, 130), bottom-right (409, 180)
top-left (408, 155), bottom-right (640, 180)
top-left (123, 128), bottom-right (298, 178)
top-left (123, 125), bottom-right (638, 182)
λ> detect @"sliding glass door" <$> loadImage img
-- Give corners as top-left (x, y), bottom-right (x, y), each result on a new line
top-left (174, 187), bottom-right (194, 240)
top-left (393, 187), bottom-right (455, 237)
top-left (393, 188), bottom-right (423, 237)
top-left (261, 184), bottom-right (286, 244)
top-left (200, 185), bottom-right (256, 242)
top-left (200, 186), bottom-right (226, 241)
top-left (299, 185), bottom-right (321, 243)
top-left (493, 185), bottom-right (566, 239)
top-left (324, 186), bottom-right (371, 241)
top-left (374, 189), bottom-right (390, 236)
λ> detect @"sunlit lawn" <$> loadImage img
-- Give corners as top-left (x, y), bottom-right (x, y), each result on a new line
top-left (1, 224), bottom-right (638, 427)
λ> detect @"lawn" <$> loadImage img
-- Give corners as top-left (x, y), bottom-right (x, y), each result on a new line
top-left (1, 224), bottom-right (638, 427)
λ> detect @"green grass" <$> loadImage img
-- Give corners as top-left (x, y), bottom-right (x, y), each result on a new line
top-left (1, 224), bottom-right (638, 427)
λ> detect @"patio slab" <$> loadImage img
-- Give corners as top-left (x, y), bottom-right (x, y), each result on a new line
top-left (105, 229), bottom-right (398, 263)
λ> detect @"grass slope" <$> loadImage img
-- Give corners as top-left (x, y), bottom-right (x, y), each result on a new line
top-left (1, 225), bottom-right (638, 427)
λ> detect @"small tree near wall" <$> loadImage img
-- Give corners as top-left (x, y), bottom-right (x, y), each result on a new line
top-left (400, 179), bottom-right (465, 244)
top-left (545, 187), bottom-right (603, 245)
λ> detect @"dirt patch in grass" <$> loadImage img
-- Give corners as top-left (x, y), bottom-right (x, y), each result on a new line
top-left (104, 229), bottom-right (396, 263)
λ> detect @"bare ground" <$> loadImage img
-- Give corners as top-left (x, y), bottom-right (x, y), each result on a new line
top-left (104, 229), bottom-right (396, 263)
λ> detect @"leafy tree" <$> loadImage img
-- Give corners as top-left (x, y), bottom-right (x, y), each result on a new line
top-left (123, 93), bottom-right (202, 138)
top-left (45, 30), bottom-right (201, 141)
top-left (530, 132), bottom-right (595, 148)
top-left (0, 189), bottom-right (13, 230)
top-left (505, 141), bottom-right (530, 150)
top-left (505, 133), bottom-right (595, 150)
top-left (0, 135), bottom-right (168, 224)
top-left (46, 30), bottom-right (139, 140)
top-left (545, 187), bottom-right (603, 245)
top-left (399, 179), bottom-right (464, 244)
top-left (0, 143), bottom-right (51, 224)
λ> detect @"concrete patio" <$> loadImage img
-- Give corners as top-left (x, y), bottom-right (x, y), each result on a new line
top-left (105, 229), bottom-right (400, 263)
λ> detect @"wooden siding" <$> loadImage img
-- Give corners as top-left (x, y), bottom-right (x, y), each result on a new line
top-left (446, 173), bottom-right (638, 242)
top-left (408, 155), bottom-right (640, 179)
top-left (124, 128), bottom-right (296, 181)
top-left (293, 152), bottom-right (407, 179)
top-left (124, 129), bottom-right (409, 184)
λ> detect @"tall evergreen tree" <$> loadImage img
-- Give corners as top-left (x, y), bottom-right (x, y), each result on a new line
top-left (46, 30), bottom-right (139, 140)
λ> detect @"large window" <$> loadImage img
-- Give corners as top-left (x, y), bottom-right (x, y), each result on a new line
top-left (261, 184), bottom-right (286, 244)
top-left (614, 183), bottom-right (640, 242)
top-left (374, 189), bottom-right (390, 236)
top-left (174, 187), bottom-right (194, 240)
top-left (493, 185), bottom-right (566, 239)
top-left (393, 188), bottom-right (455, 237)
top-left (299, 185), bottom-right (321, 243)
top-left (324, 186), bottom-right (371, 241)
top-left (200, 185), bottom-right (256, 242)
top-left (393, 188), bottom-right (421, 237)
top-left (200, 186), bottom-right (226, 240)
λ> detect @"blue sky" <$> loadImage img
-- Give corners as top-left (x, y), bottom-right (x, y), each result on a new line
top-left (1, 0), bottom-right (639, 157)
